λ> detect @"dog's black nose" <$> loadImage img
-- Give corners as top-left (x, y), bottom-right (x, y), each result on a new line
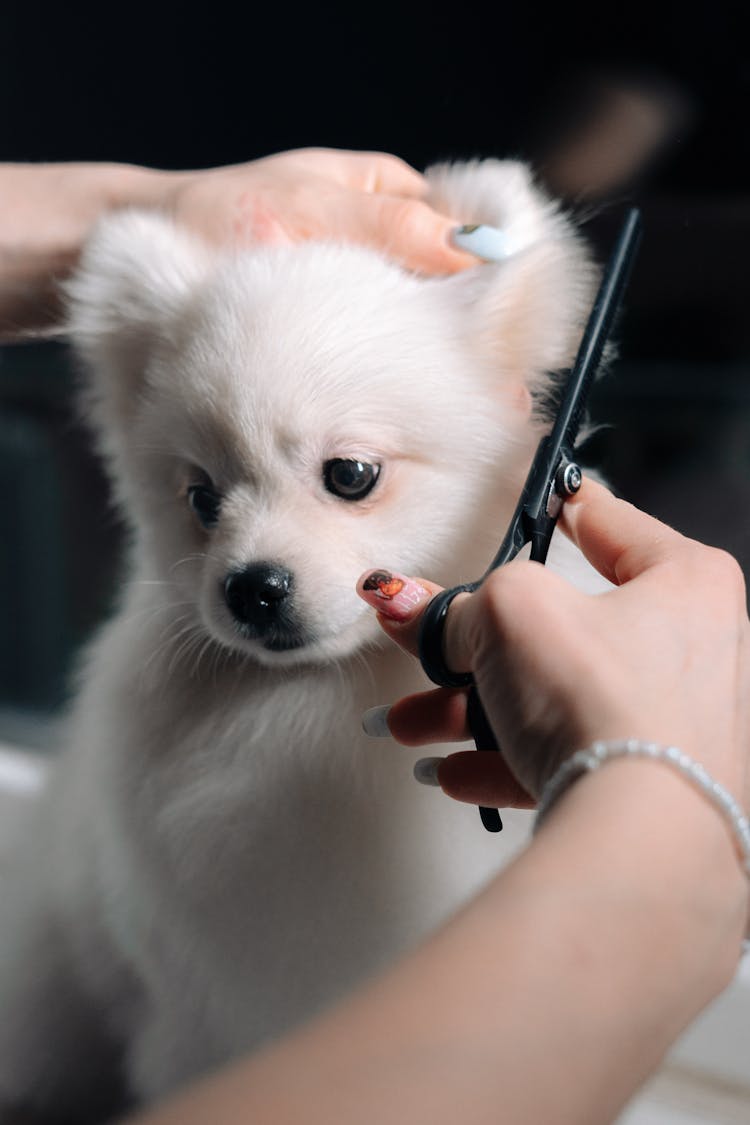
top-left (224, 564), bottom-right (293, 631)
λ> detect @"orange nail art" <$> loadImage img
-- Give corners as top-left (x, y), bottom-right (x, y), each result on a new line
top-left (357, 570), bottom-right (429, 622)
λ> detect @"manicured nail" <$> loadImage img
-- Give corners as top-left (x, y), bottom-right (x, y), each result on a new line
top-left (357, 570), bottom-right (430, 622)
top-left (414, 756), bottom-right (444, 787)
top-left (362, 705), bottom-right (391, 738)
top-left (451, 223), bottom-right (512, 262)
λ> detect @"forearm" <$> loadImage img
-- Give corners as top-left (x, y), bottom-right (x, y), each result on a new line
top-left (0, 162), bottom-right (170, 336)
top-left (473, 758), bottom-right (746, 1122)
top-left (130, 758), bottom-right (747, 1125)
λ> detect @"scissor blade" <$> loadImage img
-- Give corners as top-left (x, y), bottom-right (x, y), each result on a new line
top-left (549, 207), bottom-right (642, 461)
top-left (484, 207), bottom-right (643, 578)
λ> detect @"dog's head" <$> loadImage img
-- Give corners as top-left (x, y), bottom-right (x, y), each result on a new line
top-left (66, 160), bottom-right (596, 667)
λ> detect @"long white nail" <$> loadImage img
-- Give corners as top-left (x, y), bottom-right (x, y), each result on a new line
top-left (414, 756), bottom-right (444, 787)
top-left (451, 224), bottom-right (512, 261)
top-left (362, 705), bottom-right (392, 738)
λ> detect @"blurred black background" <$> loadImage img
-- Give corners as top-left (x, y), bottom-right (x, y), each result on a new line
top-left (1, 3), bottom-right (749, 730)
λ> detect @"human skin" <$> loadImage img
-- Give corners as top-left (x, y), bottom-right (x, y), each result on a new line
top-left (126, 480), bottom-right (749, 1124)
top-left (367, 477), bottom-right (750, 807)
top-left (0, 147), bottom-right (475, 337)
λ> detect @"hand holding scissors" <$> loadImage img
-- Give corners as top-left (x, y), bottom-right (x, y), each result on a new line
top-left (418, 208), bottom-right (642, 831)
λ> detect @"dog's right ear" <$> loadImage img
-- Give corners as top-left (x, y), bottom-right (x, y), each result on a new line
top-left (65, 210), bottom-right (213, 431)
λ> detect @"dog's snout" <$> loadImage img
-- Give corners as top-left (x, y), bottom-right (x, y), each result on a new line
top-left (224, 564), bottom-right (294, 630)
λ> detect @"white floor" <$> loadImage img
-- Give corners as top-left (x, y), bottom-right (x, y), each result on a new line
top-left (621, 1065), bottom-right (750, 1124)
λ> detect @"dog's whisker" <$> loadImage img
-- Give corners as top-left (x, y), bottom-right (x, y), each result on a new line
top-left (120, 609), bottom-right (189, 645)
top-left (210, 637), bottom-right (230, 687)
top-left (169, 554), bottom-right (209, 573)
top-left (140, 614), bottom-right (198, 679)
top-left (123, 600), bottom-right (194, 631)
top-left (188, 632), bottom-right (217, 680)
top-left (351, 647), bottom-right (378, 699)
top-left (166, 635), bottom-right (198, 680)
top-left (167, 624), bottom-right (208, 678)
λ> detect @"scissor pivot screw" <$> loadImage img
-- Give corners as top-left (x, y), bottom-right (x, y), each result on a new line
top-left (555, 461), bottom-right (582, 497)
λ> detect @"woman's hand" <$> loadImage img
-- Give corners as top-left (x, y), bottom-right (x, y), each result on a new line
top-left (161, 148), bottom-right (475, 274)
top-left (0, 148), bottom-right (476, 337)
top-left (357, 477), bottom-right (750, 806)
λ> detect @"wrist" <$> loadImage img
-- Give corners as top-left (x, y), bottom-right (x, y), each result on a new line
top-left (536, 740), bottom-right (750, 878)
top-left (530, 754), bottom-right (748, 991)
top-left (0, 162), bottom-right (180, 337)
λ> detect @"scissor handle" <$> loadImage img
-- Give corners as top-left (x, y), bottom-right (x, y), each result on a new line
top-left (418, 585), bottom-right (476, 689)
top-left (467, 689), bottom-right (504, 832)
top-left (418, 589), bottom-right (503, 830)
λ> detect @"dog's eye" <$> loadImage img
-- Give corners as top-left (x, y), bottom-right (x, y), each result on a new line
top-left (323, 459), bottom-right (381, 502)
top-left (187, 482), bottom-right (222, 528)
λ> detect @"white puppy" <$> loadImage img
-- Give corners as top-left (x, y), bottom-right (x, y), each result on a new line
top-left (0, 160), bottom-right (606, 1122)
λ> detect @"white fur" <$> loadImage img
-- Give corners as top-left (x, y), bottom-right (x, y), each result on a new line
top-left (0, 160), bottom-right (608, 1121)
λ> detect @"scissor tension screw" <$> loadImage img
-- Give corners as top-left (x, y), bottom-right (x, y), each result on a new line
top-left (555, 461), bottom-right (582, 497)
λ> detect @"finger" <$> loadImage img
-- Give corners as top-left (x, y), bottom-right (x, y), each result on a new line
top-left (348, 151), bottom-right (428, 196)
top-left (560, 476), bottom-right (687, 586)
top-left (356, 563), bottom-right (561, 677)
top-left (436, 750), bottom-right (535, 809)
top-left (291, 148), bottom-right (428, 196)
top-left (349, 194), bottom-right (478, 275)
top-left (356, 570), bottom-right (443, 657)
top-left (383, 688), bottom-right (471, 747)
top-left (437, 560), bottom-right (577, 682)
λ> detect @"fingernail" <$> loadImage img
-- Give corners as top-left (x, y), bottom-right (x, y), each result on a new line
top-left (450, 223), bottom-right (512, 261)
top-left (357, 570), bottom-right (430, 622)
top-left (414, 756), bottom-right (444, 787)
top-left (362, 705), bottom-right (391, 738)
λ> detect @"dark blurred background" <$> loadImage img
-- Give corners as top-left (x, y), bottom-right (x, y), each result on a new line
top-left (1, 3), bottom-right (748, 739)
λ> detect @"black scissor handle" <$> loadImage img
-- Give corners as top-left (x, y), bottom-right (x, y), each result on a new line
top-left (466, 689), bottom-right (503, 832)
top-left (418, 585), bottom-right (475, 690)
top-left (418, 586), bottom-right (504, 831)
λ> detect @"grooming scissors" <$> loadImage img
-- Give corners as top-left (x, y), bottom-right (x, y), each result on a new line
top-left (418, 207), bottom-right (642, 832)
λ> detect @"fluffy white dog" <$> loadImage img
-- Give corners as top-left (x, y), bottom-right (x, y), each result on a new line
top-left (0, 160), bottom-right (606, 1122)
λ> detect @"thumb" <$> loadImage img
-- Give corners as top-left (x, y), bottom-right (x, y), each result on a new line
top-left (561, 477), bottom-right (686, 586)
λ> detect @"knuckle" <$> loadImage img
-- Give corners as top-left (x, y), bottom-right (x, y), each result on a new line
top-left (366, 151), bottom-right (422, 183)
top-left (484, 561), bottom-right (547, 601)
top-left (681, 542), bottom-right (748, 616)
top-left (477, 564), bottom-right (537, 634)
top-left (708, 546), bottom-right (746, 601)
top-left (692, 540), bottom-right (739, 578)
top-left (370, 151), bottom-right (408, 172)
top-left (380, 197), bottom-right (432, 240)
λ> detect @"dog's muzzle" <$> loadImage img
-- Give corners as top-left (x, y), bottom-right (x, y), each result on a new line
top-left (223, 563), bottom-right (306, 651)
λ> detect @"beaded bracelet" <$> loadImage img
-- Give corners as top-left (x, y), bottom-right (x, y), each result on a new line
top-left (534, 738), bottom-right (750, 880)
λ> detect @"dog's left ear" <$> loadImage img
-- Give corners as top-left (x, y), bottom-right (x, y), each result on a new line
top-left (425, 160), bottom-right (599, 401)
top-left (65, 210), bottom-right (214, 431)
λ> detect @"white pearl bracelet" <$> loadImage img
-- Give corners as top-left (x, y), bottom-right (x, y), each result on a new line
top-left (534, 739), bottom-right (750, 880)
